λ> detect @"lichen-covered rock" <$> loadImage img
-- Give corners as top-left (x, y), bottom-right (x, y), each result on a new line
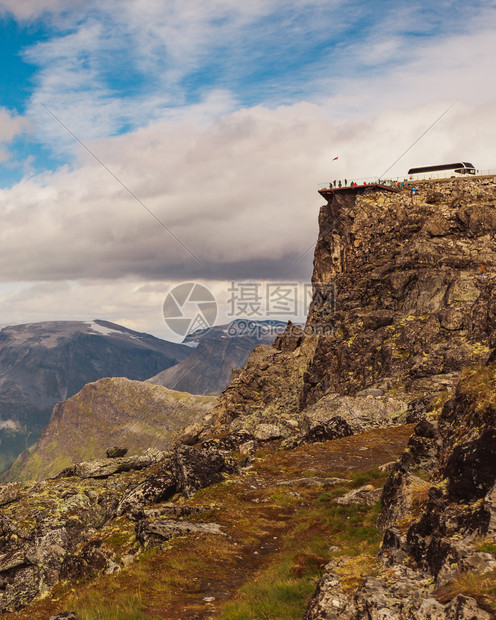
top-left (0, 438), bottom-right (240, 612)
top-left (116, 464), bottom-right (176, 516)
top-left (64, 451), bottom-right (165, 479)
top-left (307, 359), bottom-right (496, 618)
top-left (0, 482), bottom-right (21, 506)
top-left (336, 485), bottom-right (382, 506)
top-left (304, 416), bottom-right (354, 443)
top-left (253, 423), bottom-right (283, 441)
top-left (172, 445), bottom-right (237, 498)
top-left (177, 422), bottom-right (205, 445)
top-left (135, 518), bottom-right (223, 547)
top-left (106, 446), bottom-right (128, 458)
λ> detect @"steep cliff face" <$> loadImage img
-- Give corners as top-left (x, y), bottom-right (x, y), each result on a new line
top-left (302, 177), bottom-right (496, 405)
top-left (8, 377), bottom-right (215, 481)
top-left (209, 177), bottom-right (496, 438)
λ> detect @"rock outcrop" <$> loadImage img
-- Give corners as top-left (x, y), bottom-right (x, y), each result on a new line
top-left (206, 178), bottom-right (496, 442)
top-left (0, 442), bottom-right (235, 613)
top-left (305, 362), bottom-right (496, 618)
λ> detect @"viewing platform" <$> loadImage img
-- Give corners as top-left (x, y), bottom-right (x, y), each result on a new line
top-left (318, 179), bottom-right (400, 200)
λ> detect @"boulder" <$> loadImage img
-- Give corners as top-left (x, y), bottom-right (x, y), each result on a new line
top-left (117, 465), bottom-right (176, 515)
top-left (304, 416), bottom-right (353, 443)
top-left (336, 485), bottom-right (382, 506)
top-left (106, 446), bottom-right (128, 458)
top-left (135, 519), bottom-right (223, 547)
top-left (178, 422), bottom-right (204, 446)
top-left (61, 451), bottom-right (165, 479)
top-left (253, 424), bottom-right (283, 441)
top-left (172, 445), bottom-right (237, 498)
top-left (0, 483), bottom-right (21, 507)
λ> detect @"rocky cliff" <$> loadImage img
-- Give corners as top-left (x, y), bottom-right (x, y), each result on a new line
top-left (305, 361), bottom-right (496, 618)
top-left (0, 320), bottom-right (190, 472)
top-left (208, 177), bottom-right (496, 438)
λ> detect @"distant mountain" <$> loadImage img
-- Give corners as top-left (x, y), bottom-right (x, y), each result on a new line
top-left (148, 319), bottom-right (288, 395)
top-left (0, 320), bottom-right (190, 472)
top-left (182, 319), bottom-right (288, 347)
top-left (8, 377), bottom-right (215, 481)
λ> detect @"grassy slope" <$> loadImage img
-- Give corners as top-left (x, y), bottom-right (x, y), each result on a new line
top-left (9, 378), bottom-right (216, 482)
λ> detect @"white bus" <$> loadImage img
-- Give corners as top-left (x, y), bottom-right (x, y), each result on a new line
top-left (407, 162), bottom-right (476, 181)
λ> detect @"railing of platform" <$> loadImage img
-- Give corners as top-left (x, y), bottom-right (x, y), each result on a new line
top-left (318, 178), bottom-right (400, 190)
top-left (318, 171), bottom-right (496, 190)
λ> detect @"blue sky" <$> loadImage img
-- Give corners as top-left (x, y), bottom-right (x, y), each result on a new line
top-left (0, 0), bottom-right (494, 336)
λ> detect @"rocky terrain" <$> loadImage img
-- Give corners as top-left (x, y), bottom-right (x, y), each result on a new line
top-left (0, 320), bottom-right (190, 472)
top-left (0, 424), bottom-right (414, 619)
top-left (1, 177), bottom-right (496, 618)
top-left (305, 362), bottom-right (496, 618)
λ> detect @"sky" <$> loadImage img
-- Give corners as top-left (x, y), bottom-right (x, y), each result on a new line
top-left (0, 0), bottom-right (494, 340)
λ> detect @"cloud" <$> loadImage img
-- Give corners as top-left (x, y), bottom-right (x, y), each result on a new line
top-left (0, 0), bottom-right (68, 20)
top-left (0, 108), bottom-right (31, 162)
top-left (0, 1), bottom-right (495, 333)
top-left (0, 98), bottom-right (495, 288)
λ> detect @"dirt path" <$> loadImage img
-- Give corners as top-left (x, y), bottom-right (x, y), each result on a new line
top-left (150, 425), bottom-right (414, 619)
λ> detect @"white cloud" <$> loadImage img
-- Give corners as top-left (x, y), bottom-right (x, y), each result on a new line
top-left (0, 108), bottom-right (31, 162)
top-left (0, 0), bottom-right (69, 20)
top-left (0, 98), bottom-right (495, 289)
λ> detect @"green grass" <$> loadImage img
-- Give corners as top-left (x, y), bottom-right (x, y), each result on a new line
top-left (348, 468), bottom-right (383, 488)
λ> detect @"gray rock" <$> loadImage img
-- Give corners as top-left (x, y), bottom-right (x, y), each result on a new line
top-left (68, 452), bottom-right (164, 479)
top-left (178, 422), bottom-right (204, 446)
top-left (378, 461), bottom-right (397, 473)
top-left (48, 613), bottom-right (78, 620)
top-left (336, 485), bottom-right (382, 506)
top-left (0, 483), bottom-right (21, 507)
top-left (0, 550), bottom-right (27, 573)
top-left (117, 465), bottom-right (176, 516)
top-left (254, 424), bottom-right (283, 441)
top-left (304, 416), bottom-right (353, 443)
top-left (239, 440), bottom-right (257, 455)
top-left (277, 477), bottom-right (350, 488)
top-left (136, 519), bottom-right (223, 547)
top-left (173, 445), bottom-right (237, 498)
top-left (128, 503), bottom-right (208, 522)
top-left (106, 446), bottom-right (128, 458)
top-left (443, 594), bottom-right (490, 619)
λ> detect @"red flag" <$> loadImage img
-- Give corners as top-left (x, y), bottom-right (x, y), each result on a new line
top-left (332, 156), bottom-right (339, 161)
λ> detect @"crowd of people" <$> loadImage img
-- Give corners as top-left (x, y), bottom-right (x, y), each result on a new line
top-left (328, 179), bottom-right (369, 189)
